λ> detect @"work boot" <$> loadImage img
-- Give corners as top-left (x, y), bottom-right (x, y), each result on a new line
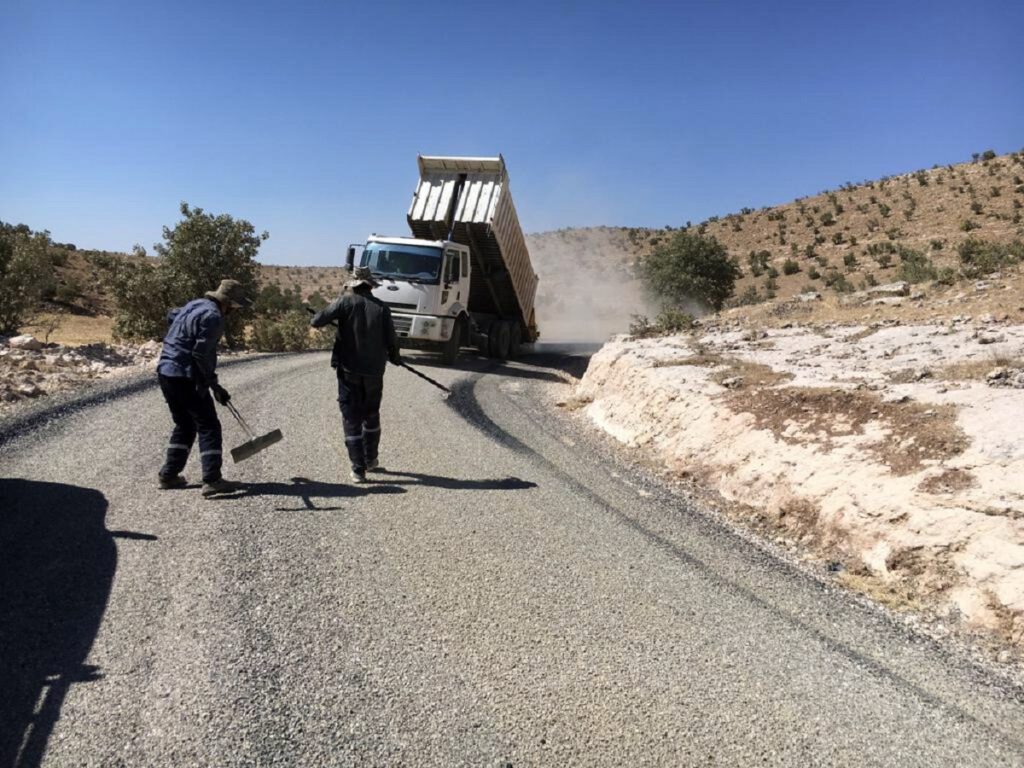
top-left (366, 458), bottom-right (380, 472)
top-left (350, 468), bottom-right (367, 484)
top-left (202, 478), bottom-right (241, 497)
top-left (158, 474), bottom-right (187, 490)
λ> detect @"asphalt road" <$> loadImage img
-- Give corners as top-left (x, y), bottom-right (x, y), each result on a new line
top-left (2, 351), bottom-right (1024, 767)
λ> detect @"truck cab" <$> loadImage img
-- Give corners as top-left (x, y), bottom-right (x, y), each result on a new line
top-left (352, 236), bottom-right (471, 363)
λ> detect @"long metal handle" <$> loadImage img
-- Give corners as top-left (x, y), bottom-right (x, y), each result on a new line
top-left (225, 400), bottom-right (255, 439)
top-left (399, 361), bottom-right (452, 395)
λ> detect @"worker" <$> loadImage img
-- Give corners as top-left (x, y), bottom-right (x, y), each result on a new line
top-left (310, 266), bottom-right (401, 483)
top-left (156, 279), bottom-right (252, 496)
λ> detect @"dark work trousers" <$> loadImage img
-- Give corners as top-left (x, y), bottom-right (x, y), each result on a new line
top-left (158, 374), bottom-right (223, 483)
top-left (337, 372), bottom-right (384, 472)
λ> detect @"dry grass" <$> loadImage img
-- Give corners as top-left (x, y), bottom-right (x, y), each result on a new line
top-left (709, 359), bottom-right (793, 388)
top-left (725, 385), bottom-right (969, 475)
top-left (21, 313), bottom-right (115, 345)
top-left (939, 355), bottom-right (1024, 381)
top-left (917, 468), bottom-right (977, 494)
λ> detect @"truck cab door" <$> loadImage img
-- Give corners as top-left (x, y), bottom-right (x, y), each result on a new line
top-left (441, 249), bottom-right (464, 310)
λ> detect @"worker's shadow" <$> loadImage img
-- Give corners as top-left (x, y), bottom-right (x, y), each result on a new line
top-left (0, 478), bottom-right (157, 768)
top-left (227, 476), bottom-right (407, 511)
top-left (373, 469), bottom-right (537, 491)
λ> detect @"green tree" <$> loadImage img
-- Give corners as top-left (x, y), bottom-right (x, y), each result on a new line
top-left (155, 202), bottom-right (268, 345)
top-left (640, 230), bottom-right (741, 311)
top-left (0, 222), bottom-right (54, 333)
top-left (93, 203), bottom-right (269, 343)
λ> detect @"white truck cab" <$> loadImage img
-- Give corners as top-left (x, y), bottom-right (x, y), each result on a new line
top-left (355, 236), bottom-right (470, 356)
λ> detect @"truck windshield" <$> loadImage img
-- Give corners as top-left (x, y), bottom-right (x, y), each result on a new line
top-left (360, 244), bottom-right (442, 284)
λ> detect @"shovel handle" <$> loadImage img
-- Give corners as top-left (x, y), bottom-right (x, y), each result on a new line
top-left (399, 361), bottom-right (452, 395)
top-left (224, 400), bottom-right (255, 439)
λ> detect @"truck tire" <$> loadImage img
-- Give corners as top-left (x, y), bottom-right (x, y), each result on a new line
top-left (488, 320), bottom-right (511, 361)
top-left (508, 323), bottom-right (522, 359)
top-left (441, 319), bottom-right (462, 365)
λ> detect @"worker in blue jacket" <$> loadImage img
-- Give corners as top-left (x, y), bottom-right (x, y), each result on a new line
top-left (156, 279), bottom-right (251, 496)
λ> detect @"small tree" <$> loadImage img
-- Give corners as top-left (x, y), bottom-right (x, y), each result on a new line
top-left (94, 203), bottom-right (269, 343)
top-left (0, 222), bottom-right (54, 334)
top-left (639, 230), bottom-right (741, 311)
top-left (156, 203), bottom-right (268, 345)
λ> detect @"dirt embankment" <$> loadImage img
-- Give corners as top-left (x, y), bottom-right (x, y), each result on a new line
top-left (571, 318), bottom-right (1024, 639)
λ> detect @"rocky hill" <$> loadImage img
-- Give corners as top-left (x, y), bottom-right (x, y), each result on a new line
top-left (20, 148), bottom-right (1024, 345)
top-left (527, 148), bottom-right (1024, 337)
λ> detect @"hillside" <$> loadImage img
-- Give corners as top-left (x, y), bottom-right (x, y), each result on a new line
top-left (527, 149), bottom-right (1024, 337)
top-left (18, 148), bottom-right (1024, 345)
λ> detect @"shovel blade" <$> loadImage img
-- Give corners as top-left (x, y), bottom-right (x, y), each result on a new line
top-left (230, 429), bottom-right (283, 463)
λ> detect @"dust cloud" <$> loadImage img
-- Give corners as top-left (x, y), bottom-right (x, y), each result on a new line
top-left (527, 229), bottom-right (662, 344)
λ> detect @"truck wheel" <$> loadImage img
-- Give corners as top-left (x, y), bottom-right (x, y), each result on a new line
top-left (441, 319), bottom-right (462, 365)
top-left (488, 320), bottom-right (511, 360)
top-left (508, 323), bottom-right (522, 359)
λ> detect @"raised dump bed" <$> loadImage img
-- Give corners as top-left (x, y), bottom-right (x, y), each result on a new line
top-left (407, 155), bottom-right (539, 341)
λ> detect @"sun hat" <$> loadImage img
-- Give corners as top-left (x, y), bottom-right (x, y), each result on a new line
top-left (205, 279), bottom-right (253, 309)
top-left (346, 265), bottom-right (379, 289)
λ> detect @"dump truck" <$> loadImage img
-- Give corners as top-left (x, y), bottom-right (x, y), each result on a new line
top-left (345, 155), bottom-right (539, 364)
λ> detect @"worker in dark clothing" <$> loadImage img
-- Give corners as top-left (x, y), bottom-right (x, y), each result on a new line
top-left (310, 266), bottom-right (401, 483)
top-left (156, 279), bottom-right (252, 496)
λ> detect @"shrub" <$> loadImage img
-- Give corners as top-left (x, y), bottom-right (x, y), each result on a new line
top-left (843, 253), bottom-right (858, 271)
top-left (628, 308), bottom-right (695, 338)
top-left (0, 222), bottom-right (55, 333)
top-left (960, 220), bottom-right (980, 232)
top-left (729, 286), bottom-right (766, 307)
top-left (782, 258), bottom-right (800, 275)
top-left (930, 239), bottom-right (944, 251)
top-left (640, 230), bottom-right (741, 311)
top-left (94, 202), bottom-right (269, 343)
top-left (807, 267), bottom-right (821, 280)
top-left (957, 238), bottom-right (1023, 279)
top-left (819, 212), bottom-right (835, 226)
top-left (247, 309), bottom-right (317, 351)
top-left (54, 277), bottom-right (83, 305)
top-left (981, 149), bottom-right (997, 161)
top-left (823, 270), bottom-right (854, 292)
top-left (896, 247), bottom-right (938, 284)
top-left (970, 201), bottom-right (984, 215)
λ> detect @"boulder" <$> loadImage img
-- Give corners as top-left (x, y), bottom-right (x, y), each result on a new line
top-left (9, 334), bottom-right (43, 351)
top-left (867, 281), bottom-right (910, 298)
top-left (16, 383), bottom-right (43, 398)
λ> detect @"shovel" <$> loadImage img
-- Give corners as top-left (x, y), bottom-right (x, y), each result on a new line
top-left (223, 400), bottom-right (283, 463)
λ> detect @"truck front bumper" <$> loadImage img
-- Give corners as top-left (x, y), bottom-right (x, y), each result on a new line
top-left (392, 314), bottom-right (455, 343)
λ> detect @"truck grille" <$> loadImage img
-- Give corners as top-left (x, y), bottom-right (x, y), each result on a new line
top-left (393, 315), bottom-right (413, 337)
top-left (384, 301), bottom-right (418, 310)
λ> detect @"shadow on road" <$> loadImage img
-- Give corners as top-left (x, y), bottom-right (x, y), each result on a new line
top-left (401, 346), bottom-right (595, 383)
top-left (0, 478), bottom-right (157, 768)
top-left (374, 469), bottom-right (537, 491)
top-left (225, 476), bottom-right (407, 511)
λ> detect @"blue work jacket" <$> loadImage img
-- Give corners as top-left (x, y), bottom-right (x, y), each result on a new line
top-left (156, 298), bottom-right (223, 385)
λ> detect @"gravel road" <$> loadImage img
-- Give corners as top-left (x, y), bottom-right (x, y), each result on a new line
top-left (2, 351), bottom-right (1024, 767)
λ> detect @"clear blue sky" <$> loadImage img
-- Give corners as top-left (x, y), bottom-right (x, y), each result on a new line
top-left (2, 0), bottom-right (1021, 265)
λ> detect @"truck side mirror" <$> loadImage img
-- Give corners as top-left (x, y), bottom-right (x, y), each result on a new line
top-left (345, 246), bottom-right (356, 272)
